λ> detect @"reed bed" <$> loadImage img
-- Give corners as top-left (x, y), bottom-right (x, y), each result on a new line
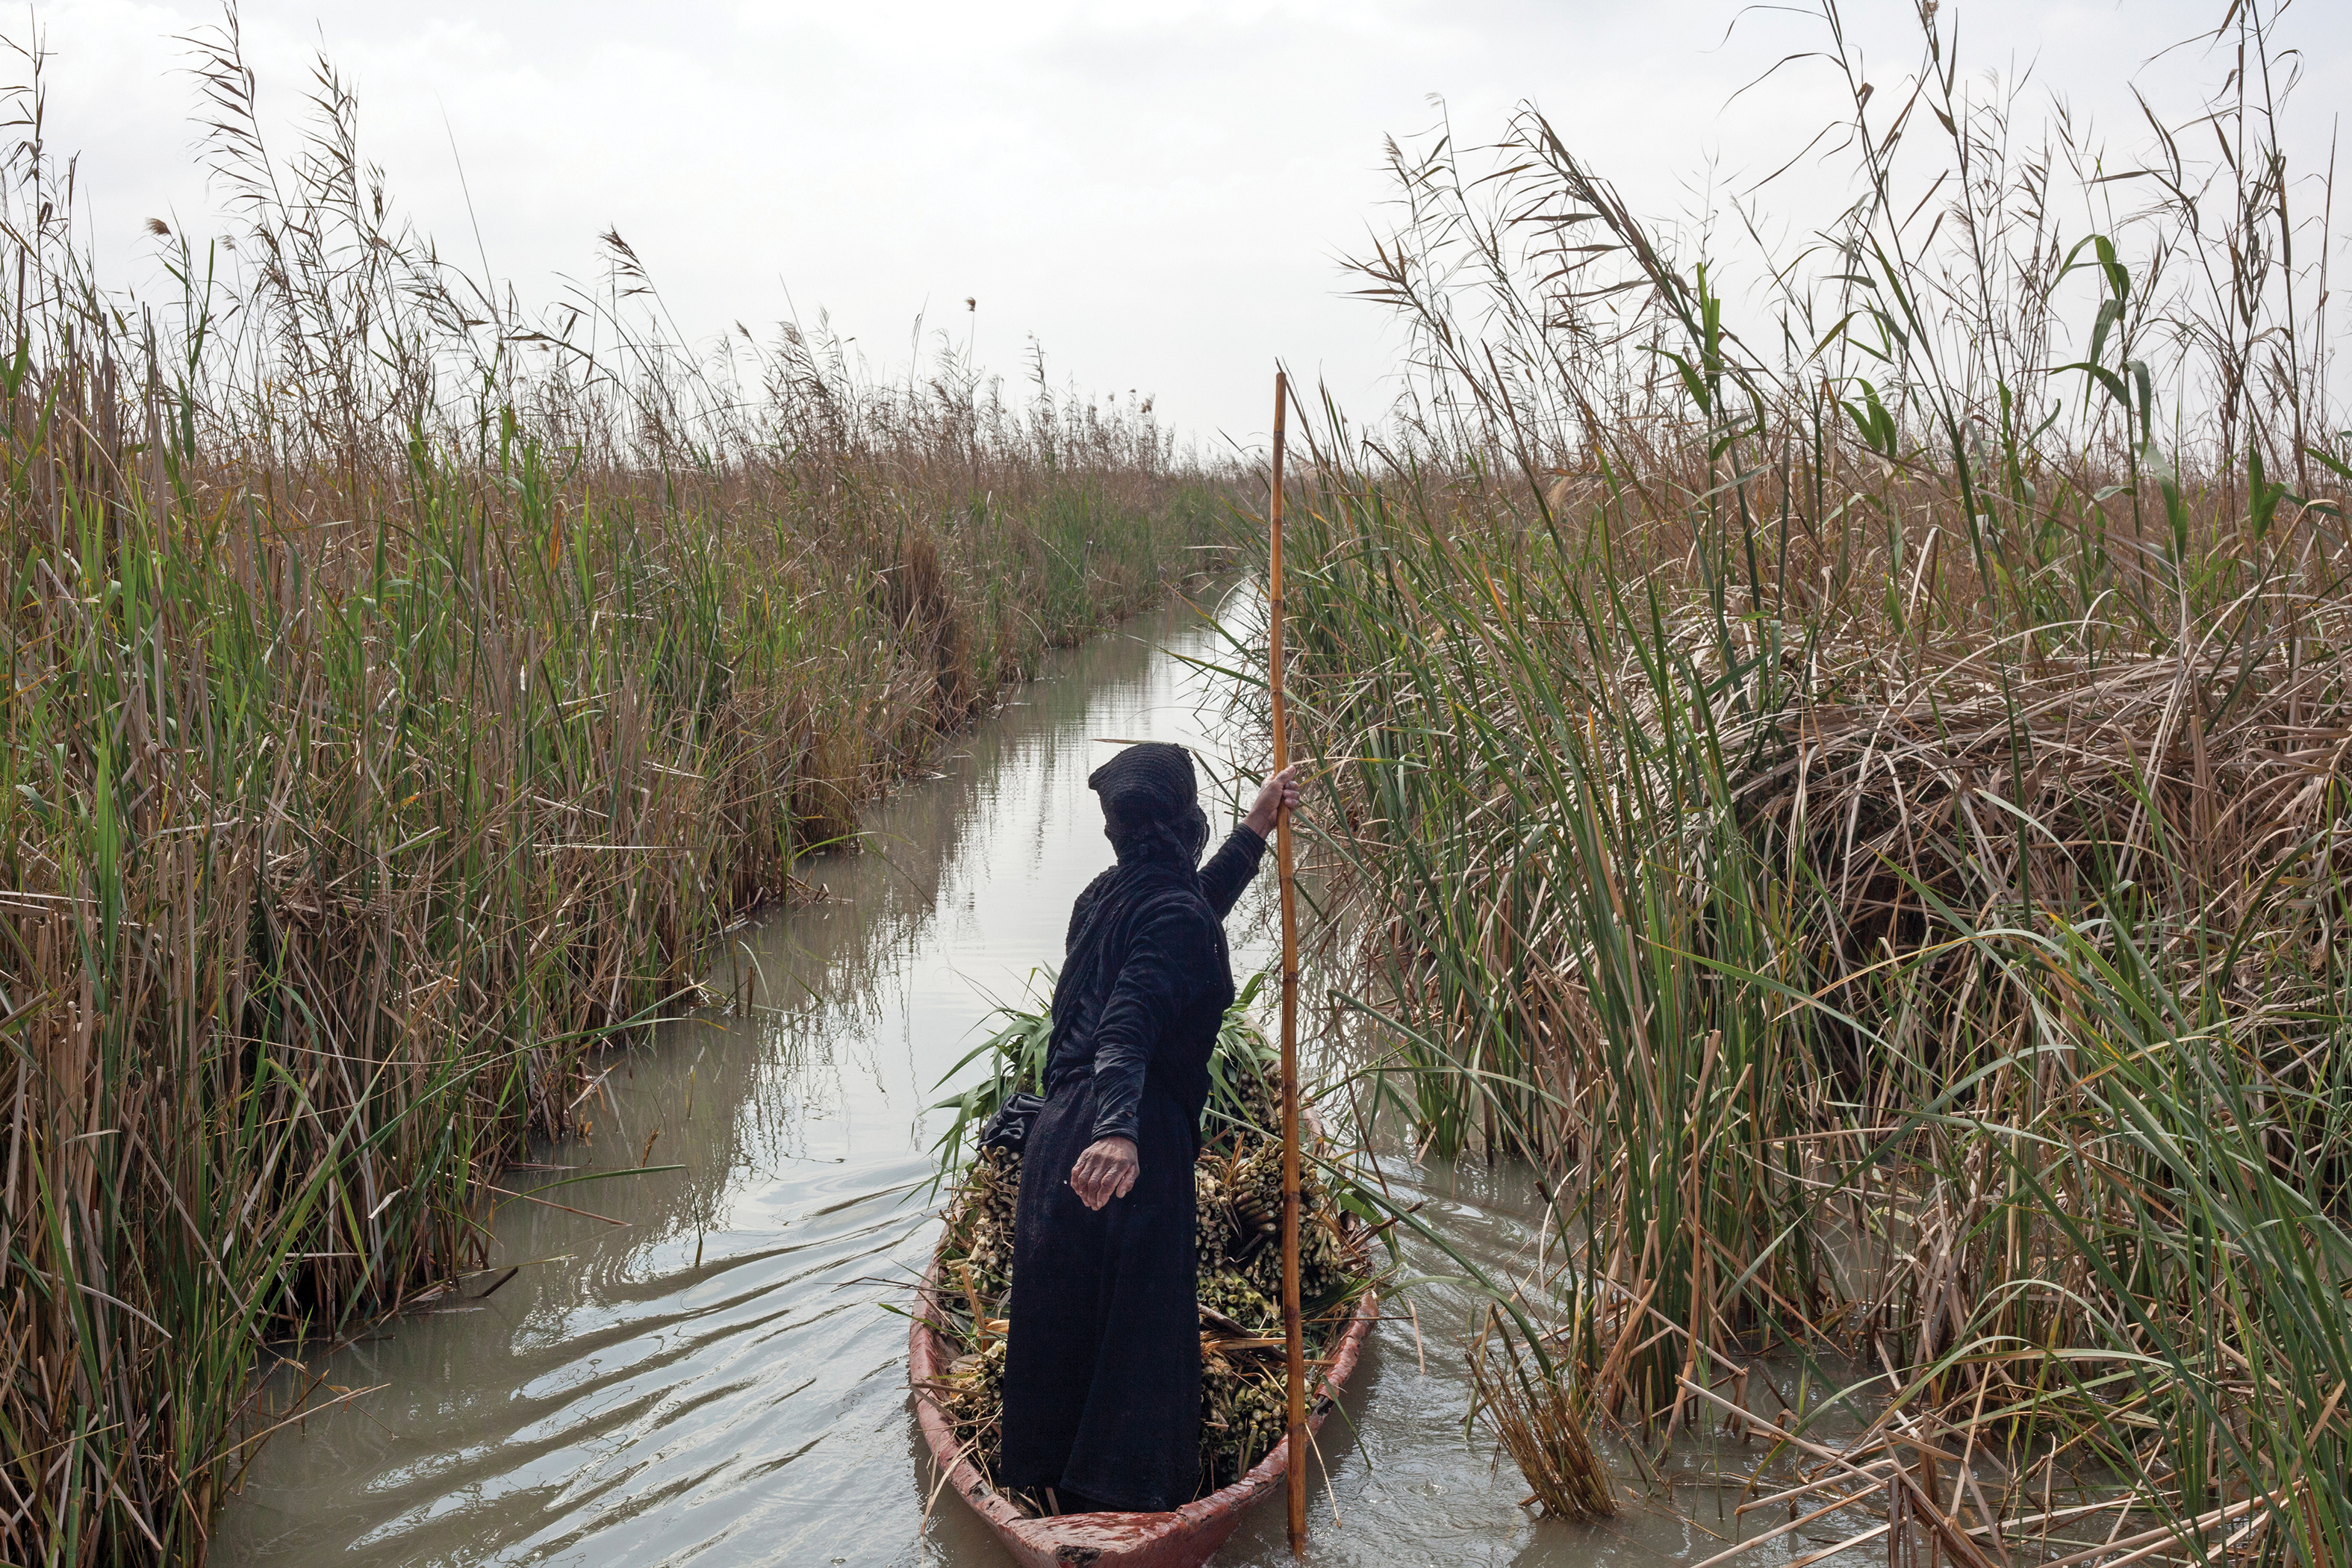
top-left (0, 25), bottom-right (1225, 1565)
top-left (1253, 3), bottom-right (2352, 1561)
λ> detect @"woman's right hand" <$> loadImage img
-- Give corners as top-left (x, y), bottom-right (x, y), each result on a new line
top-left (1070, 1136), bottom-right (1139, 1210)
top-left (1244, 764), bottom-right (1304, 839)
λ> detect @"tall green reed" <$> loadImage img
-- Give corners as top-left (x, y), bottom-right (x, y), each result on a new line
top-left (1251, 1), bottom-right (2352, 1556)
top-left (0, 20), bottom-right (1228, 1564)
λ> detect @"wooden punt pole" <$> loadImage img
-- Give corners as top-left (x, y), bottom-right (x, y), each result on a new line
top-left (1269, 370), bottom-right (1307, 1555)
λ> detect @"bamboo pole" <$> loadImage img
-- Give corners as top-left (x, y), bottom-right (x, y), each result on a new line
top-left (1270, 370), bottom-right (1307, 1556)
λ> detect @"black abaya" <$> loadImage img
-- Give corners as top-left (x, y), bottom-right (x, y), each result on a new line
top-left (998, 824), bottom-right (1265, 1511)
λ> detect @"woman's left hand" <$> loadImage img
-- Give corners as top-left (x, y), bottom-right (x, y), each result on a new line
top-left (1071, 1136), bottom-right (1139, 1210)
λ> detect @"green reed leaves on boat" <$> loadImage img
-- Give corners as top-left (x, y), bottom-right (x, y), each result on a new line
top-left (921, 990), bottom-right (1378, 1507)
top-left (930, 969), bottom-right (1284, 1183)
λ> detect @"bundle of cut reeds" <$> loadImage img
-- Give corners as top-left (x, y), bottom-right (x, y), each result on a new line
top-left (921, 995), bottom-right (1375, 1505)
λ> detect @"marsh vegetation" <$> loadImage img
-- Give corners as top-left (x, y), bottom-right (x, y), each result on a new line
top-left (9, 0), bottom-right (2351, 1563)
top-left (0, 21), bottom-right (1223, 1564)
top-left (1257, 3), bottom-right (2352, 1561)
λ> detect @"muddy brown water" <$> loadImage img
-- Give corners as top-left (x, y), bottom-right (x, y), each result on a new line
top-left (215, 594), bottom-right (1865, 1568)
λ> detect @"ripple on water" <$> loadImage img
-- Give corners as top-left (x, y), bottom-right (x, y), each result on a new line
top-left (215, 600), bottom-right (1785, 1568)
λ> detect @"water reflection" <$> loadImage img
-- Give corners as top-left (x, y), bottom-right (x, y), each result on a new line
top-left (215, 592), bottom-right (1819, 1568)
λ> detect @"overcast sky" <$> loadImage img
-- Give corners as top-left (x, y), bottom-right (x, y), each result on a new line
top-left (19, 0), bottom-right (2351, 447)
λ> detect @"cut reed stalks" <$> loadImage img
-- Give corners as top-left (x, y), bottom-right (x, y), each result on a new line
top-left (1467, 1305), bottom-right (1615, 1522)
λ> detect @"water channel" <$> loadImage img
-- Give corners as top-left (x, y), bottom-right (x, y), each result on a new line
top-left (215, 593), bottom-right (1835, 1568)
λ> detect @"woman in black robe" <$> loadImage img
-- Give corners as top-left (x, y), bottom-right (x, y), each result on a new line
top-left (998, 741), bottom-right (1300, 1515)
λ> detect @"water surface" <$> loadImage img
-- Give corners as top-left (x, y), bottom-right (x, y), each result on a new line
top-left (217, 594), bottom-right (1849, 1568)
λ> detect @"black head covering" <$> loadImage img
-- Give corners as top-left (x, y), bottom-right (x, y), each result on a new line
top-left (1088, 741), bottom-right (1210, 865)
top-left (1046, 744), bottom-right (1212, 1079)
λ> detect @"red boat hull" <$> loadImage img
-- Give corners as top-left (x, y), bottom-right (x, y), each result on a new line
top-left (909, 1260), bottom-right (1378, 1568)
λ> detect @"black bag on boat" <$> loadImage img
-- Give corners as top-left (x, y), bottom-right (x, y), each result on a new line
top-left (977, 1091), bottom-right (1047, 1154)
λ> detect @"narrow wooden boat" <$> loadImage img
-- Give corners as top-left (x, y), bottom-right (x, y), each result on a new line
top-left (909, 1257), bottom-right (1378, 1568)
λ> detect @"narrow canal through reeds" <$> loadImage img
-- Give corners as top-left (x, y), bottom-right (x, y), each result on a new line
top-left (214, 596), bottom-right (1749, 1568)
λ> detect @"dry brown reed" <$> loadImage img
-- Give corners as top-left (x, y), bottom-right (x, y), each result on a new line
top-left (1467, 1307), bottom-right (1616, 1522)
top-left (0, 19), bottom-right (1224, 1564)
top-left (1249, 3), bottom-right (2352, 1561)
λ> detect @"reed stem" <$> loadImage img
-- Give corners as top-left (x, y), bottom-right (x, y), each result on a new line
top-left (1269, 368), bottom-right (1308, 1556)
